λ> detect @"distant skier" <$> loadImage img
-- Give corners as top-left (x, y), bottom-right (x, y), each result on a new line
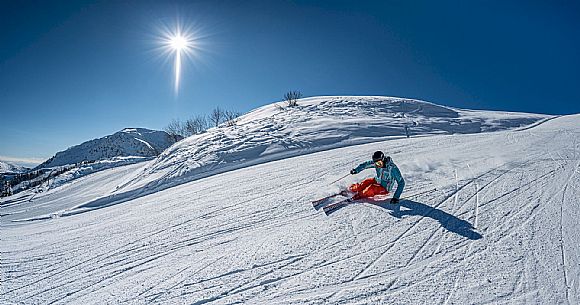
top-left (349, 151), bottom-right (405, 204)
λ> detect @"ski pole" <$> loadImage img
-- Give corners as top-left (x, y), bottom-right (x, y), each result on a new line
top-left (330, 173), bottom-right (350, 185)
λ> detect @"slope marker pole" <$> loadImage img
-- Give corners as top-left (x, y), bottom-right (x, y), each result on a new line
top-left (466, 164), bottom-right (479, 229)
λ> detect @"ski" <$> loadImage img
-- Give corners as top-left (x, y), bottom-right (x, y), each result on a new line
top-left (311, 190), bottom-right (349, 208)
top-left (322, 196), bottom-right (403, 215)
top-left (317, 185), bottom-right (437, 216)
top-left (323, 198), bottom-right (354, 215)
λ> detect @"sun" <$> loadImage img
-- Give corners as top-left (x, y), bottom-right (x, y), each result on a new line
top-left (169, 35), bottom-right (189, 51)
top-left (156, 22), bottom-right (200, 96)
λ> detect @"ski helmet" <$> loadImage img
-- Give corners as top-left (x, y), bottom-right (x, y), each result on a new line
top-left (372, 151), bottom-right (385, 162)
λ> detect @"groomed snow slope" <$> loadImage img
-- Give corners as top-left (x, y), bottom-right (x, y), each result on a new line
top-left (1, 114), bottom-right (579, 304)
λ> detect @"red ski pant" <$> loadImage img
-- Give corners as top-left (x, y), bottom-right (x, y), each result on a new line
top-left (349, 178), bottom-right (388, 199)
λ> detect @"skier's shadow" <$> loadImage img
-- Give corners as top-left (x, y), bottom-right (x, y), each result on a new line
top-left (366, 199), bottom-right (483, 240)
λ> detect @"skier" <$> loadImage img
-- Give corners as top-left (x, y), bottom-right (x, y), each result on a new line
top-left (349, 151), bottom-right (405, 204)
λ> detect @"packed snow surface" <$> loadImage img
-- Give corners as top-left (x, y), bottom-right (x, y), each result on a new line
top-left (36, 128), bottom-right (178, 169)
top-left (1, 97), bottom-right (578, 304)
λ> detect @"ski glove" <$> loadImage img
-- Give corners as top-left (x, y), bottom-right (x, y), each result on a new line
top-left (390, 198), bottom-right (400, 204)
top-left (350, 169), bottom-right (357, 175)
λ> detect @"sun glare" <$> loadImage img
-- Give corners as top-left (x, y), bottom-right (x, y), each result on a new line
top-left (156, 21), bottom-right (200, 96)
top-left (169, 35), bottom-right (188, 51)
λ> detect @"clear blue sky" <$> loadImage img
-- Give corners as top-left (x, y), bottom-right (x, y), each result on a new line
top-left (1, 0), bottom-right (579, 165)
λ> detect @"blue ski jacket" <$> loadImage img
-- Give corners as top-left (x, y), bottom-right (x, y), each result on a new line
top-left (352, 157), bottom-right (405, 199)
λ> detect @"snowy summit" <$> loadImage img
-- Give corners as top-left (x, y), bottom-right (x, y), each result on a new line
top-left (0, 161), bottom-right (27, 174)
top-left (36, 128), bottom-right (179, 169)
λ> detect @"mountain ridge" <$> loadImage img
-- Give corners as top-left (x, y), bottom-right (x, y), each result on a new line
top-left (0, 161), bottom-right (27, 174)
top-left (36, 128), bottom-right (179, 169)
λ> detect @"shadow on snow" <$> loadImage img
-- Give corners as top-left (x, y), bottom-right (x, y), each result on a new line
top-left (353, 198), bottom-right (483, 240)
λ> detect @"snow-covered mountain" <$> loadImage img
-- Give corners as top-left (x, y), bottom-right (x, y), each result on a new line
top-left (1, 101), bottom-right (578, 304)
top-left (117, 96), bottom-right (551, 196)
top-left (0, 160), bottom-right (27, 174)
top-left (36, 128), bottom-right (179, 169)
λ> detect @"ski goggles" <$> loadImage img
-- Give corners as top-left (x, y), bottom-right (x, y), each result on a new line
top-left (374, 160), bottom-right (384, 167)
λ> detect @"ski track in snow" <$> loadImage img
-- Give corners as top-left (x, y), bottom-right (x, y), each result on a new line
top-left (1, 114), bottom-right (580, 304)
